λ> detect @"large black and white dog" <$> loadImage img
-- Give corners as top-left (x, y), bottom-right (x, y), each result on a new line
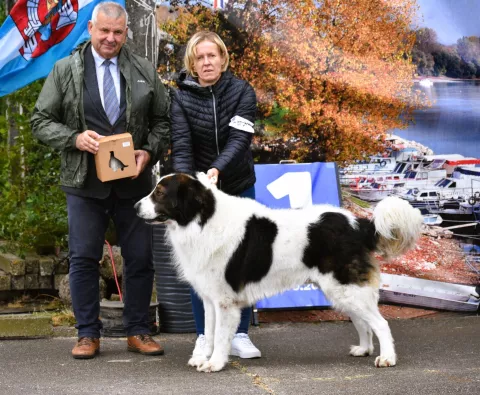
top-left (135, 172), bottom-right (423, 373)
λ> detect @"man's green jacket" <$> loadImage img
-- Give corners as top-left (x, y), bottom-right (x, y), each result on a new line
top-left (31, 41), bottom-right (170, 189)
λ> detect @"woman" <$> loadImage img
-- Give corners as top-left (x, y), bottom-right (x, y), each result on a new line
top-left (171, 31), bottom-right (260, 359)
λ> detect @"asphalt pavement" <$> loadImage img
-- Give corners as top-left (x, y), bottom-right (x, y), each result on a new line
top-left (0, 314), bottom-right (478, 395)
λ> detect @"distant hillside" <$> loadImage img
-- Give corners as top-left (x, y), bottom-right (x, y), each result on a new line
top-left (412, 28), bottom-right (480, 79)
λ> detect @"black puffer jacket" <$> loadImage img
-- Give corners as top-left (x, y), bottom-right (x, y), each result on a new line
top-left (171, 70), bottom-right (256, 195)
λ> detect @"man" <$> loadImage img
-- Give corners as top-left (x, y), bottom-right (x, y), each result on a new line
top-left (31, 2), bottom-right (169, 359)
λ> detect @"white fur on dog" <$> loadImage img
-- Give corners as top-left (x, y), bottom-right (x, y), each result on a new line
top-left (137, 173), bottom-right (423, 372)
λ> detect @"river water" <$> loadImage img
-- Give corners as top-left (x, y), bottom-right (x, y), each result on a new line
top-left (394, 81), bottom-right (480, 158)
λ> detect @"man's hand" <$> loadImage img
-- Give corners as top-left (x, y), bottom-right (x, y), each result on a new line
top-left (207, 168), bottom-right (219, 184)
top-left (132, 150), bottom-right (151, 179)
top-left (76, 130), bottom-right (103, 154)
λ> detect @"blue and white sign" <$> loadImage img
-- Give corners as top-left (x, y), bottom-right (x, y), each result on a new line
top-left (254, 162), bottom-right (342, 309)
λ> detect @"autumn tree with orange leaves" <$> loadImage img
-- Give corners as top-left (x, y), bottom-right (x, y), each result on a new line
top-left (161, 0), bottom-right (424, 163)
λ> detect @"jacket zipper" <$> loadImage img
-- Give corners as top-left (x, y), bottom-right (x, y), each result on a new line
top-left (210, 87), bottom-right (222, 190)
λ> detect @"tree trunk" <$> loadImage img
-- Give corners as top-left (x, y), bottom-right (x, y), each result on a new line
top-left (5, 0), bottom-right (16, 13)
top-left (125, 0), bottom-right (157, 64)
top-left (6, 101), bottom-right (19, 147)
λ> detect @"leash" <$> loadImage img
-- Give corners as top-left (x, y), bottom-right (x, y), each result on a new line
top-left (105, 240), bottom-right (123, 302)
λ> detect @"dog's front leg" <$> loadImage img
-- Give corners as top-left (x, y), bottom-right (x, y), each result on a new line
top-left (203, 299), bottom-right (215, 358)
top-left (188, 296), bottom-right (216, 368)
top-left (198, 304), bottom-right (241, 373)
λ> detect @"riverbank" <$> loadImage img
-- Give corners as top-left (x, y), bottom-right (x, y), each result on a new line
top-left (396, 79), bottom-right (480, 158)
top-left (343, 193), bottom-right (478, 285)
top-left (414, 76), bottom-right (480, 82)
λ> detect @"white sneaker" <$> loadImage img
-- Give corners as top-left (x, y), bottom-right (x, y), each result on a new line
top-left (192, 334), bottom-right (206, 357)
top-left (230, 333), bottom-right (261, 359)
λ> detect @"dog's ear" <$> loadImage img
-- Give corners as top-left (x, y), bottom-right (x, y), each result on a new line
top-left (161, 178), bottom-right (178, 209)
top-left (171, 175), bottom-right (215, 226)
top-left (167, 175), bottom-right (202, 225)
top-left (188, 176), bottom-right (208, 205)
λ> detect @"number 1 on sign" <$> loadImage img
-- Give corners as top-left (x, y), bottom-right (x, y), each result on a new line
top-left (266, 172), bottom-right (313, 208)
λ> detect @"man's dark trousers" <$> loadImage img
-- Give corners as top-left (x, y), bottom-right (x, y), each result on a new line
top-left (67, 192), bottom-right (154, 338)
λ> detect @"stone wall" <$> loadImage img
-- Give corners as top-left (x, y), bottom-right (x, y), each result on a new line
top-left (0, 253), bottom-right (68, 294)
top-left (0, 246), bottom-right (123, 303)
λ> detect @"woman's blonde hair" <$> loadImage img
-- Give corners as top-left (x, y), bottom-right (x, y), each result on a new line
top-left (184, 31), bottom-right (229, 77)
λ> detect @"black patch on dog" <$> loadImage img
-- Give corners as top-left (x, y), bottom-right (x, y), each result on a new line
top-left (356, 218), bottom-right (379, 251)
top-left (225, 216), bottom-right (278, 293)
top-left (153, 174), bottom-right (215, 227)
top-left (302, 213), bottom-right (378, 285)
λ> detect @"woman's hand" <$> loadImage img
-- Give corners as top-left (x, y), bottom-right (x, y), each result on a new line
top-left (207, 168), bottom-right (219, 184)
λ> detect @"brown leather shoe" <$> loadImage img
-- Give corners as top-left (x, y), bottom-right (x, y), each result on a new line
top-left (72, 337), bottom-right (100, 359)
top-left (127, 334), bottom-right (164, 355)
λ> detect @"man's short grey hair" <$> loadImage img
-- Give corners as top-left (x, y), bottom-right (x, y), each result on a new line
top-left (92, 1), bottom-right (129, 27)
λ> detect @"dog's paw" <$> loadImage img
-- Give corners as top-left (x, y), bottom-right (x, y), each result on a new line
top-left (188, 355), bottom-right (208, 368)
top-left (197, 359), bottom-right (227, 373)
top-left (349, 345), bottom-right (373, 357)
top-left (375, 354), bottom-right (397, 367)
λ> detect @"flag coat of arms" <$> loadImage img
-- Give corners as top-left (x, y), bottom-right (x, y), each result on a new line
top-left (0, 0), bottom-right (125, 97)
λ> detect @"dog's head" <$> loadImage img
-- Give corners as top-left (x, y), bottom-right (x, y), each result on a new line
top-left (135, 173), bottom-right (216, 227)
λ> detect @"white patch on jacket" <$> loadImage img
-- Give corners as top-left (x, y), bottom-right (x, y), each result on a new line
top-left (229, 115), bottom-right (254, 133)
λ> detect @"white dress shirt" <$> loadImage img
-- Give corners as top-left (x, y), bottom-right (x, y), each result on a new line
top-left (91, 46), bottom-right (121, 111)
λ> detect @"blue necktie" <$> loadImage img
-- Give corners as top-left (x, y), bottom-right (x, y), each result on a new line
top-left (103, 59), bottom-right (120, 125)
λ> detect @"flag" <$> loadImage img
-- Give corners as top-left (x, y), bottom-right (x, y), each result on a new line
top-left (0, 0), bottom-right (125, 97)
top-left (213, 0), bottom-right (225, 10)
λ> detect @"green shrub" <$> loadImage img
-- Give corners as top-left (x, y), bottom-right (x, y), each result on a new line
top-left (0, 81), bottom-right (68, 254)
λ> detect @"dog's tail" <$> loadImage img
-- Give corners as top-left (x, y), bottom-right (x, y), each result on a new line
top-left (373, 196), bottom-right (423, 259)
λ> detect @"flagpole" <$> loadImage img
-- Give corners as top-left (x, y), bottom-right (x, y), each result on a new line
top-left (4, 0), bottom-right (20, 180)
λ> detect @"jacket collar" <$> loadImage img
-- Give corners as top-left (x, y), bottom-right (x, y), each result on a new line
top-left (91, 45), bottom-right (119, 68)
top-left (177, 69), bottom-right (233, 95)
top-left (72, 40), bottom-right (133, 80)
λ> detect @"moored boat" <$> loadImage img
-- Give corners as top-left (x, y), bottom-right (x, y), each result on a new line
top-left (418, 78), bottom-right (434, 87)
top-left (355, 182), bottom-right (396, 201)
top-left (423, 214), bottom-right (443, 226)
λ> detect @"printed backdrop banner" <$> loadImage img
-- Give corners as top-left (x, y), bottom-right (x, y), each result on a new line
top-left (0, 0), bottom-right (125, 97)
top-left (254, 162), bottom-right (342, 309)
